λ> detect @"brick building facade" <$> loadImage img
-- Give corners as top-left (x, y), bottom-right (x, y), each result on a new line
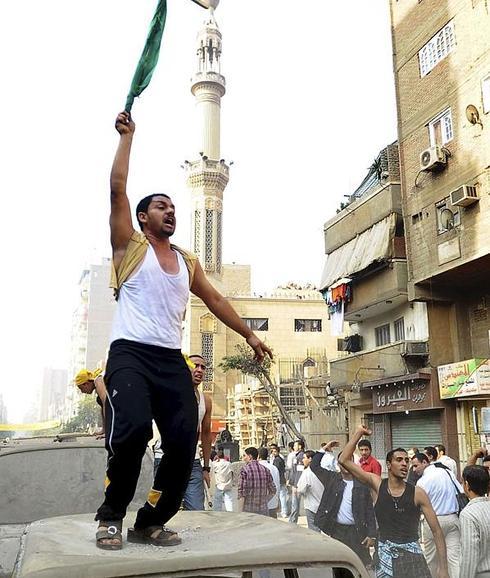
top-left (390, 0), bottom-right (490, 465)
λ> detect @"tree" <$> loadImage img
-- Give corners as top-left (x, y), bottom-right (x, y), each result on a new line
top-left (219, 344), bottom-right (304, 443)
top-left (60, 396), bottom-right (101, 434)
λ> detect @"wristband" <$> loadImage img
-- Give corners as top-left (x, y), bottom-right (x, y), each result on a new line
top-left (202, 466), bottom-right (211, 472)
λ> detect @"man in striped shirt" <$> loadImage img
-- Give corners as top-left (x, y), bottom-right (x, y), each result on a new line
top-left (460, 465), bottom-right (490, 578)
top-left (238, 447), bottom-right (276, 516)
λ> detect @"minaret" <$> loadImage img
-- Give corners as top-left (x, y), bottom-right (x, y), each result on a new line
top-left (186, 5), bottom-right (229, 283)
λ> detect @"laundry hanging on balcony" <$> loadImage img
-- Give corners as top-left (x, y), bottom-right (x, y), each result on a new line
top-left (320, 277), bottom-right (352, 337)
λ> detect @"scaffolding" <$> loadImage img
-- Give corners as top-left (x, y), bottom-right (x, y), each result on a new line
top-left (226, 351), bottom-right (348, 450)
top-left (227, 384), bottom-right (276, 449)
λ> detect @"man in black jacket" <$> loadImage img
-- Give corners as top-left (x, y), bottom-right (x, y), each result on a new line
top-left (310, 450), bottom-right (376, 569)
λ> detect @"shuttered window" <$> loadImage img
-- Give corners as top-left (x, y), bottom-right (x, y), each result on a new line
top-left (390, 411), bottom-right (442, 450)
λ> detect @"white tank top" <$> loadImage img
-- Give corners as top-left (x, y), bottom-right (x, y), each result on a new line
top-left (110, 246), bottom-right (189, 349)
top-left (195, 390), bottom-right (206, 459)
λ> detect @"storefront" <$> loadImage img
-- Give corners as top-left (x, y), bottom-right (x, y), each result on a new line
top-left (363, 371), bottom-right (456, 462)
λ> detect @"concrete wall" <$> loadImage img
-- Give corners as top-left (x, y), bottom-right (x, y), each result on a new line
top-left (390, 0), bottom-right (490, 286)
top-left (0, 441), bottom-right (154, 524)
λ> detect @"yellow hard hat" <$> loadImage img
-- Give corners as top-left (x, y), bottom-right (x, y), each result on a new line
top-left (74, 368), bottom-right (102, 386)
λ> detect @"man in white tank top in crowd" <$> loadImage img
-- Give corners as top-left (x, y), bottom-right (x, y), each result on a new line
top-left (182, 355), bottom-right (213, 510)
top-left (95, 112), bottom-right (272, 550)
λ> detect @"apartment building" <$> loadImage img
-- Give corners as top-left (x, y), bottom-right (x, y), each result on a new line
top-left (321, 143), bottom-right (458, 462)
top-left (390, 0), bottom-right (490, 463)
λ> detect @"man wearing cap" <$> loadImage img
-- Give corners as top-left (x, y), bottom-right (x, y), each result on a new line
top-left (74, 369), bottom-right (107, 435)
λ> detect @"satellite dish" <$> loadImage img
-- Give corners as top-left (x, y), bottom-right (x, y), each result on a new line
top-left (440, 208), bottom-right (455, 230)
top-left (466, 104), bottom-right (482, 125)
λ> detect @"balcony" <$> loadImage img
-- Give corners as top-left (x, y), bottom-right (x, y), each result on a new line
top-left (345, 260), bottom-right (408, 322)
top-left (330, 340), bottom-right (428, 388)
top-left (324, 183), bottom-right (402, 254)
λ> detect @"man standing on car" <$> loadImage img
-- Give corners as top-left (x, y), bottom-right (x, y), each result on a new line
top-left (95, 112), bottom-right (272, 550)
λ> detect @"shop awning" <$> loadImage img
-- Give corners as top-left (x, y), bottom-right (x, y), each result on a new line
top-left (319, 214), bottom-right (396, 290)
top-left (362, 372), bottom-right (431, 389)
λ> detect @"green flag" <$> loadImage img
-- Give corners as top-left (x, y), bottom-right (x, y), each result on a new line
top-left (125, 0), bottom-right (167, 113)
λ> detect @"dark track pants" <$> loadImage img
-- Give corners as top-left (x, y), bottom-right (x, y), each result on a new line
top-left (95, 339), bottom-right (198, 529)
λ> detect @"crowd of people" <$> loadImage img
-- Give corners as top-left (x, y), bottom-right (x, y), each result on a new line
top-left (76, 354), bottom-right (490, 578)
top-left (183, 428), bottom-right (490, 578)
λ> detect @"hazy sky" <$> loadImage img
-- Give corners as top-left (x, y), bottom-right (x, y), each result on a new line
top-left (0, 0), bottom-right (397, 422)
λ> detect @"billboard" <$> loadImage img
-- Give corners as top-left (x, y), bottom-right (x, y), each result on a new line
top-left (438, 358), bottom-right (490, 399)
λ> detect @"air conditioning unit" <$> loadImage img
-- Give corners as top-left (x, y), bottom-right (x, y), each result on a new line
top-left (420, 146), bottom-right (447, 172)
top-left (402, 341), bottom-right (429, 356)
top-left (450, 185), bottom-right (479, 207)
top-left (345, 334), bottom-right (363, 353)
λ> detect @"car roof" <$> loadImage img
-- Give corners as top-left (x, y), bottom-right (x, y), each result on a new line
top-left (15, 511), bottom-right (369, 578)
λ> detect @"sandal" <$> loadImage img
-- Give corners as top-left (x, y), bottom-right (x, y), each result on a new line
top-left (96, 520), bottom-right (123, 550)
top-left (127, 525), bottom-right (182, 547)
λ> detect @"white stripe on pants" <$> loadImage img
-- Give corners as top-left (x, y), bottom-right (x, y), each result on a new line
top-left (423, 514), bottom-right (460, 578)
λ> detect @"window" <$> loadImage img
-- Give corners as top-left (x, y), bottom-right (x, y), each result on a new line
top-left (193, 210), bottom-right (201, 255)
top-left (216, 211), bottom-right (222, 274)
top-left (394, 317), bottom-right (405, 341)
top-left (419, 21), bottom-right (455, 77)
top-left (482, 75), bottom-right (490, 114)
top-left (294, 319), bottom-right (322, 332)
top-left (435, 198), bottom-right (460, 234)
top-left (375, 324), bottom-right (391, 347)
top-left (201, 332), bottom-right (214, 383)
top-left (205, 209), bottom-right (213, 269)
top-left (429, 108), bottom-right (453, 146)
top-left (242, 318), bottom-right (269, 331)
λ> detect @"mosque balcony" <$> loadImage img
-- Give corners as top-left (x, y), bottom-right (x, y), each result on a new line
top-left (191, 71), bottom-right (226, 95)
top-left (185, 158), bottom-right (230, 189)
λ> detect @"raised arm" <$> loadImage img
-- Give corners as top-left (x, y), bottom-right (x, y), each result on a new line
top-left (338, 425), bottom-right (381, 494)
top-left (310, 450), bottom-right (335, 486)
top-left (110, 112), bottom-right (136, 269)
top-left (415, 486), bottom-right (450, 578)
top-left (190, 261), bottom-right (272, 362)
top-left (467, 447), bottom-right (487, 466)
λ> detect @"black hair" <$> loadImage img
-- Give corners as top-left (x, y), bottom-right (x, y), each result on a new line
top-left (189, 354), bottom-right (205, 362)
top-left (295, 439), bottom-right (305, 450)
top-left (258, 447), bottom-right (268, 460)
top-left (483, 455), bottom-right (490, 464)
top-left (288, 441), bottom-right (295, 450)
top-left (358, 439), bottom-right (372, 450)
top-left (386, 447), bottom-right (407, 463)
top-left (413, 452), bottom-right (429, 464)
top-left (217, 449), bottom-right (225, 459)
top-left (424, 446), bottom-right (438, 462)
top-left (435, 444), bottom-right (446, 454)
top-left (135, 194), bottom-right (171, 230)
top-left (463, 465), bottom-right (490, 496)
top-left (304, 450), bottom-right (315, 459)
top-left (245, 447), bottom-right (258, 460)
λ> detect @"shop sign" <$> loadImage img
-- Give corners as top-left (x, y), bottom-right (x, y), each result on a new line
top-left (438, 358), bottom-right (490, 399)
top-left (372, 380), bottom-right (431, 414)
